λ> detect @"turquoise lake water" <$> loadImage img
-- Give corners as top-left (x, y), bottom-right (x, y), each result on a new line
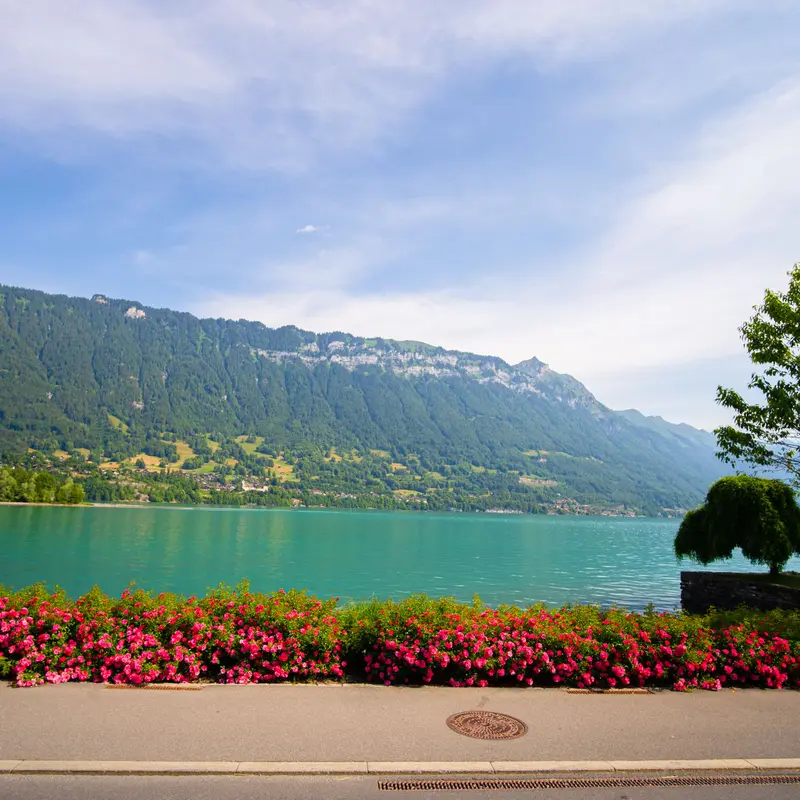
top-left (1, 505), bottom-right (798, 611)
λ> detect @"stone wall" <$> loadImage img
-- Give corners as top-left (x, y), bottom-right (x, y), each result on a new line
top-left (681, 571), bottom-right (800, 614)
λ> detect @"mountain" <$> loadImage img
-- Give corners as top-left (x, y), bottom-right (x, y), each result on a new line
top-left (0, 284), bottom-right (726, 514)
top-left (615, 409), bottom-right (717, 451)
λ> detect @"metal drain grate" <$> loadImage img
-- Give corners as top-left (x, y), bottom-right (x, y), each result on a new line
top-left (378, 774), bottom-right (800, 791)
top-left (105, 683), bottom-right (204, 691)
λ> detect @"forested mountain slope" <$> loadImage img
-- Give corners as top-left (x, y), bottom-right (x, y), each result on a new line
top-left (0, 285), bottom-right (725, 513)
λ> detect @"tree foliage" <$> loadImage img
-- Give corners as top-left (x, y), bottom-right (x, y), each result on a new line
top-left (675, 476), bottom-right (800, 574)
top-left (716, 263), bottom-right (800, 484)
top-left (0, 466), bottom-right (84, 505)
top-left (0, 284), bottom-right (728, 513)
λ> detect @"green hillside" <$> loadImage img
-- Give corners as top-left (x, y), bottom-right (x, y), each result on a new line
top-left (0, 285), bottom-right (725, 514)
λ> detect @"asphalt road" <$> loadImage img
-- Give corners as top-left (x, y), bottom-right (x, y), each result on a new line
top-left (0, 774), bottom-right (797, 800)
top-left (1, 684), bottom-right (799, 763)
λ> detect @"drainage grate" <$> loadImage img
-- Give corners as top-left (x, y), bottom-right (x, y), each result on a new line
top-left (446, 711), bottom-right (527, 740)
top-left (105, 683), bottom-right (203, 691)
top-left (378, 774), bottom-right (800, 791)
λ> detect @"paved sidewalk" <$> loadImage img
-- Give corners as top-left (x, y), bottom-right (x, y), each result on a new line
top-left (1, 684), bottom-right (798, 765)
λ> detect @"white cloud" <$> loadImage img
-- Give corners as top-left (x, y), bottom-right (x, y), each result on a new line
top-left (132, 249), bottom-right (154, 265)
top-left (192, 73), bottom-right (800, 428)
top-left (0, 0), bottom-right (744, 168)
top-left (597, 80), bottom-right (800, 270)
top-left (5, 1), bottom-right (799, 431)
top-left (253, 237), bottom-right (391, 292)
top-left (192, 276), bottom-right (764, 428)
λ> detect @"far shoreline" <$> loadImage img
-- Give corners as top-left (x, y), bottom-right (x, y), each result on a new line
top-left (0, 500), bottom-right (661, 519)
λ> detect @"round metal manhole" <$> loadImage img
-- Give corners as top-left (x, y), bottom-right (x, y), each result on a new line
top-left (446, 710), bottom-right (527, 740)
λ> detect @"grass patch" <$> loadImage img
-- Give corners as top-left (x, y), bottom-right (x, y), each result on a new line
top-left (235, 435), bottom-right (264, 455)
top-left (106, 413), bottom-right (129, 432)
top-left (519, 475), bottom-right (559, 488)
top-left (425, 471), bottom-right (446, 481)
top-left (272, 457), bottom-right (296, 481)
top-left (127, 454), bottom-right (163, 471)
top-left (393, 489), bottom-right (423, 497)
top-left (174, 441), bottom-right (195, 460)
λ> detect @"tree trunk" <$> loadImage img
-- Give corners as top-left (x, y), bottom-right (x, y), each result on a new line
top-left (769, 565), bottom-right (781, 577)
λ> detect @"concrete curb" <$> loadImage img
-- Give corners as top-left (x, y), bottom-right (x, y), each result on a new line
top-left (2, 758), bottom-right (800, 776)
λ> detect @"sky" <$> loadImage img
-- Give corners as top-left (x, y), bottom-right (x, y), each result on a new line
top-left (1, 1), bottom-right (799, 431)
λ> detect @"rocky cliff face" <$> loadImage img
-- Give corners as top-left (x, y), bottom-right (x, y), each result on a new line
top-left (252, 337), bottom-right (600, 408)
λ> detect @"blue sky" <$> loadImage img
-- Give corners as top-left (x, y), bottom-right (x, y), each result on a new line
top-left (1, 1), bottom-right (799, 430)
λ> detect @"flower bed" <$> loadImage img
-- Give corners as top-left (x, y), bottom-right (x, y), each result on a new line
top-left (1, 584), bottom-right (799, 690)
top-left (0, 584), bottom-right (345, 687)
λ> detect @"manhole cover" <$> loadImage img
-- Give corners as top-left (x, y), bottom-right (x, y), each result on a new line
top-left (446, 711), bottom-right (527, 740)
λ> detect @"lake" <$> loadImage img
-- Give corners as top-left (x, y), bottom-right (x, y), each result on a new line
top-left (1, 505), bottom-right (798, 611)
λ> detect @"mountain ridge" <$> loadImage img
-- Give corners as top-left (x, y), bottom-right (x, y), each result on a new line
top-left (0, 283), bottom-right (726, 514)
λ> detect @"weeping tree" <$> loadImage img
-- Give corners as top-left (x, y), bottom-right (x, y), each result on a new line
top-left (675, 476), bottom-right (800, 575)
top-left (716, 263), bottom-right (800, 483)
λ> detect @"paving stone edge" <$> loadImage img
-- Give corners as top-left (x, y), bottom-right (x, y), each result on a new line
top-left (2, 758), bottom-right (800, 776)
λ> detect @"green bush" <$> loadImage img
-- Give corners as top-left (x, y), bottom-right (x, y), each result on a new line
top-left (675, 476), bottom-right (800, 574)
top-left (2, 585), bottom-right (800, 690)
